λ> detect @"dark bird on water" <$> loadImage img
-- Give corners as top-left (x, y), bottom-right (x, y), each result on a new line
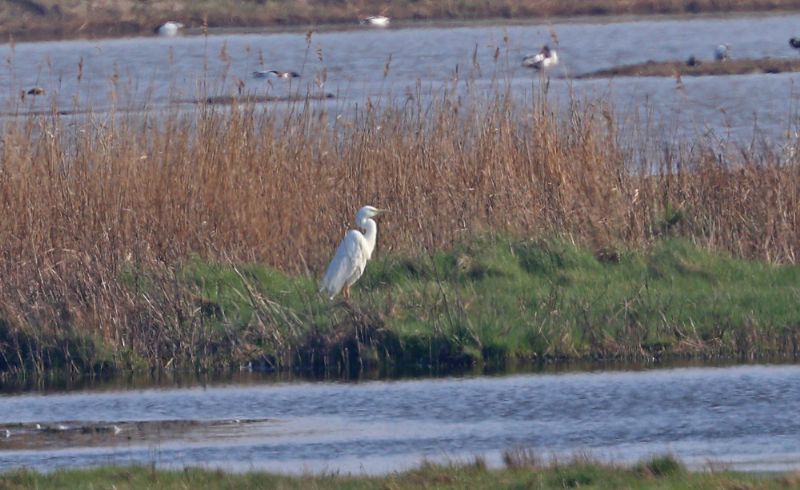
top-left (790, 37), bottom-right (800, 49)
top-left (20, 87), bottom-right (45, 100)
top-left (253, 70), bottom-right (300, 79)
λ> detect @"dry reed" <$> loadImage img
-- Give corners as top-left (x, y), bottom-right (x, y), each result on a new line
top-left (0, 79), bottom-right (797, 373)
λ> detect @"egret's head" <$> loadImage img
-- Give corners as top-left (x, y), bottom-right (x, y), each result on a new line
top-left (356, 205), bottom-right (388, 225)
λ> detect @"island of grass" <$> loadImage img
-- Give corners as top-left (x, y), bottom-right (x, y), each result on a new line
top-left (4, 237), bottom-right (799, 376)
top-left (1, 79), bottom-right (799, 379)
top-left (575, 57), bottom-right (800, 79)
top-left (2, 454), bottom-right (796, 489)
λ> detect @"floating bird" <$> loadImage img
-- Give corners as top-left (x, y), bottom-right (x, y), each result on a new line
top-left (156, 21), bottom-right (184, 37)
top-left (320, 205), bottom-right (388, 300)
top-left (361, 15), bottom-right (390, 27)
top-left (714, 44), bottom-right (730, 61)
top-left (252, 70), bottom-right (300, 79)
top-left (686, 55), bottom-right (701, 67)
top-left (20, 86), bottom-right (45, 100)
top-left (522, 44), bottom-right (559, 70)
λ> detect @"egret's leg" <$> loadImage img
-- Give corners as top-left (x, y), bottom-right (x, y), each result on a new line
top-left (343, 286), bottom-right (350, 300)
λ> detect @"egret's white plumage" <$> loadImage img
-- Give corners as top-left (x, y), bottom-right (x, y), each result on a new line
top-left (320, 205), bottom-right (387, 300)
top-left (523, 45), bottom-right (558, 70)
top-left (361, 15), bottom-right (390, 27)
top-left (156, 21), bottom-right (184, 37)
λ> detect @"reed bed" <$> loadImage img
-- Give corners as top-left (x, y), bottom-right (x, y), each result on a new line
top-left (0, 80), bottom-right (798, 374)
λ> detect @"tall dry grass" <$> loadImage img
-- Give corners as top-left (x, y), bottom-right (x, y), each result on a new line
top-left (0, 81), bottom-right (797, 373)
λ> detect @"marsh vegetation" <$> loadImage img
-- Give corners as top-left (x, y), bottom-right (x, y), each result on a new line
top-left (1, 454), bottom-right (796, 489)
top-left (0, 71), bottom-right (798, 376)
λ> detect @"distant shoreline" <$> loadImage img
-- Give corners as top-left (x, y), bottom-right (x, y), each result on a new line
top-left (574, 57), bottom-right (800, 79)
top-left (3, 0), bottom-right (800, 43)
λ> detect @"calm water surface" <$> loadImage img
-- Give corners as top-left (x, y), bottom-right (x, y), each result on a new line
top-left (3, 14), bottom-right (800, 140)
top-left (1, 364), bottom-right (799, 474)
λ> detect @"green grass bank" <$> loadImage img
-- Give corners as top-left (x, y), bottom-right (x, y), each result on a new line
top-left (2, 455), bottom-right (798, 489)
top-left (4, 236), bottom-right (799, 376)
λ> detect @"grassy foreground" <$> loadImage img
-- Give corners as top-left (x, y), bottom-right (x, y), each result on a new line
top-left (2, 456), bottom-right (798, 489)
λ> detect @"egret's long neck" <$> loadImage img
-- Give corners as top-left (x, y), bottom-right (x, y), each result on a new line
top-left (360, 218), bottom-right (378, 259)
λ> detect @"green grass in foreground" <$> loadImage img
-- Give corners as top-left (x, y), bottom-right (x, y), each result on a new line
top-left (4, 236), bottom-right (800, 374)
top-left (2, 456), bottom-right (798, 489)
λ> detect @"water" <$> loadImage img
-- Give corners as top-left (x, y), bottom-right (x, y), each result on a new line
top-left (3, 14), bottom-right (800, 140)
top-left (1, 364), bottom-right (799, 474)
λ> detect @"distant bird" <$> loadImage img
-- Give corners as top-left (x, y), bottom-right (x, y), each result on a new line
top-left (3, 429), bottom-right (10, 438)
top-left (320, 205), bottom-right (388, 300)
top-left (714, 44), bottom-right (730, 61)
top-left (113, 425), bottom-right (122, 435)
top-left (156, 21), bottom-right (184, 37)
top-left (20, 86), bottom-right (45, 100)
top-left (685, 55), bottom-right (701, 67)
top-left (790, 37), bottom-right (800, 50)
top-left (522, 45), bottom-right (559, 70)
top-left (253, 70), bottom-right (300, 79)
top-left (361, 15), bottom-right (390, 27)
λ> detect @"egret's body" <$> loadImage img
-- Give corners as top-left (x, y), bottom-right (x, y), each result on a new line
top-left (320, 206), bottom-right (386, 300)
top-left (714, 44), bottom-right (730, 61)
top-left (361, 16), bottom-right (390, 27)
top-left (523, 45), bottom-right (558, 70)
top-left (156, 21), bottom-right (184, 37)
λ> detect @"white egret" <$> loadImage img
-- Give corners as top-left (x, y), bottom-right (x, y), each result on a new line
top-left (156, 21), bottom-right (184, 37)
top-left (522, 45), bottom-right (558, 70)
top-left (361, 16), bottom-right (390, 27)
top-left (320, 205), bottom-right (388, 300)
